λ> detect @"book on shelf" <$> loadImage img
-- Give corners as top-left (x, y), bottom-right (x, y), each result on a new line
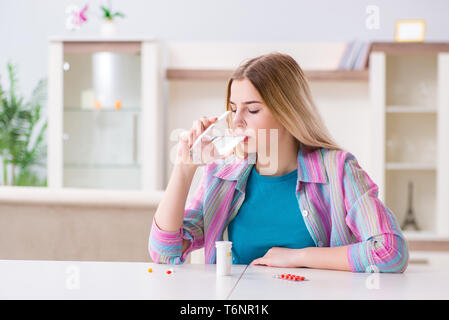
top-left (338, 40), bottom-right (371, 70)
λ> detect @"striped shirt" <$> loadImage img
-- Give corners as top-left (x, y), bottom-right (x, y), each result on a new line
top-left (148, 147), bottom-right (409, 273)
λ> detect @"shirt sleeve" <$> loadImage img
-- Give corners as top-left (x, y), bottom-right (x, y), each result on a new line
top-left (341, 152), bottom-right (409, 273)
top-left (148, 167), bottom-right (207, 264)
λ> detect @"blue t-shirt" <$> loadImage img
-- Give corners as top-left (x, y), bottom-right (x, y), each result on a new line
top-left (228, 166), bottom-right (316, 264)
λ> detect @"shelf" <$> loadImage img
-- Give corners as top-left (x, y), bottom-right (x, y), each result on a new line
top-left (386, 169), bottom-right (436, 233)
top-left (386, 112), bottom-right (436, 164)
top-left (386, 54), bottom-right (437, 108)
top-left (51, 36), bottom-right (156, 42)
top-left (403, 230), bottom-right (449, 241)
top-left (386, 105), bottom-right (437, 113)
top-left (386, 162), bottom-right (436, 170)
top-left (0, 186), bottom-right (164, 208)
top-left (371, 42), bottom-right (449, 55)
top-left (64, 107), bottom-right (141, 113)
top-left (61, 39), bottom-right (147, 54)
top-left (404, 231), bottom-right (449, 251)
top-left (166, 68), bottom-right (369, 81)
top-left (64, 163), bottom-right (140, 169)
top-left (404, 230), bottom-right (449, 251)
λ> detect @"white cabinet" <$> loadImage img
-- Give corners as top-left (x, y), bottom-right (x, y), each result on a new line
top-left (370, 43), bottom-right (449, 239)
top-left (47, 37), bottom-right (164, 190)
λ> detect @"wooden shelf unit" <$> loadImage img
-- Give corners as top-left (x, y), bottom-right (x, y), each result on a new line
top-left (47, 37), bottom-right (164, 190)
top-left (370, 43), bottom-right (449, 241)
top-left (166, 68), bottom-right (369, 81)
top-left (371, 42), bottom-right (449, 54)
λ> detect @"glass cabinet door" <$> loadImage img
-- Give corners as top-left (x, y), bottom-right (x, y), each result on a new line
top-left (62, 44), bottom-right (141, 189)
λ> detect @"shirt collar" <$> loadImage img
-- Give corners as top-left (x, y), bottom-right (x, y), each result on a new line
top-left (213, 147), bottom-right (328, 193)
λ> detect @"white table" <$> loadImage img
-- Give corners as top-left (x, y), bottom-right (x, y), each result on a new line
top-left (230, 251), bottom-right (449, 300)
top-left (229, 264), bottom-right (449, 300)
top-left (0, 260), bottom-right (247, 300)
top-left (1, 252), bottom-right (449, 300)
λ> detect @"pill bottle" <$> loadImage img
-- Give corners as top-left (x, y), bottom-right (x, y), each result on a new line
top-left (215, 241), bottom-right (232, 276)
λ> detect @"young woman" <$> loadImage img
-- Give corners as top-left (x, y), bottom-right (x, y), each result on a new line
top-left (149, 52), bottom-right (409, 273)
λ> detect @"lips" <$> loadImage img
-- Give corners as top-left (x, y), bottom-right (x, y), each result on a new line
top-left (233, 130), bottom-right (250, 142)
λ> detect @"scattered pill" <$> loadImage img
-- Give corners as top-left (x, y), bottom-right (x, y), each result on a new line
top-left (166, 268), bottom-right (174, 275)
top-left (275, 273), bottom-right (306, 281)
top-left (148, 268), bottom-right (152, 273)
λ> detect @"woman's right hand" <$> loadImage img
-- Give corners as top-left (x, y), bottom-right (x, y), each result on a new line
top-left (176, 115), bottom-right (223, 167)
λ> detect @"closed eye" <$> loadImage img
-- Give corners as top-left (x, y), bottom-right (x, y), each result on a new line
top-left (230, 108), bottom-right (260, 114)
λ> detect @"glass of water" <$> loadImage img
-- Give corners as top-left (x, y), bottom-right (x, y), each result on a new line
top-left (189, 110), bottom-right (245, 162)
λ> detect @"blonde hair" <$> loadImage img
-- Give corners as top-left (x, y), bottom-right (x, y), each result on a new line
top-left (225, 52), bottom-right (342, 158)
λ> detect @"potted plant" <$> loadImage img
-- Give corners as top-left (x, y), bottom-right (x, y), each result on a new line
top-left (0, 62), bottom-right (47, 186)
top-left (100, 4), bottom-right (125, 36)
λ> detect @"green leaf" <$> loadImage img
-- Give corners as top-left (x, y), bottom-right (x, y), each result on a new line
top-left (100, 6), bottom-right (112, 18)
top-left (113, 12), bottom-right (125, 18)
top-left (0, 61), bottom-right (47, 186)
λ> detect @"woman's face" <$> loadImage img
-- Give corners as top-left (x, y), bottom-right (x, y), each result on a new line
top-left (229, 78), bottom-right (286, 154)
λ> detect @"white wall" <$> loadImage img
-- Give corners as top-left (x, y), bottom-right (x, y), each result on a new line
top-left (2, 0), bottom-right (449, 97)
top-left (1, 0), bottom-right (447, 186)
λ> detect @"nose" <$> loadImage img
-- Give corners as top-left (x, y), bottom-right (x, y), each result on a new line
top-left (232, 108), bottom-right (246, 129)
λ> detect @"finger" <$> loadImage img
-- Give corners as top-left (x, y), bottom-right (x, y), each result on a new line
top-left (200, 116), bottom-right (217, 130)
top-left (179, 130), bottom-right (189, 143)
top-left (203, 115), bottom-right (218, 123)
top-left (208, 116), bottom-right (218, 124)
top-left (199, 120), bottom-right (208, 137)
top-left (250, 258), bottom-right (263, 266)
top-left (199, 116), bottom-right (209, 127)
top-left (188, 130), bottom-right (194, 148)
top-left (201, 136), bottom-right (213, 146)
top-left (192, 120), bottom-right (198, 135)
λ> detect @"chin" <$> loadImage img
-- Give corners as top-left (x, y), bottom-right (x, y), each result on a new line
top-left (242, 144), bottom-right (257, 154)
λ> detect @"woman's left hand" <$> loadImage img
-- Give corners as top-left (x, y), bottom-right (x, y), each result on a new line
top-left (250, 247), bottom-right (304, 268)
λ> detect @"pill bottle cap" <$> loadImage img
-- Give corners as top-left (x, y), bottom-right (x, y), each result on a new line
top-left (215, 241), bottom-right (232, 249)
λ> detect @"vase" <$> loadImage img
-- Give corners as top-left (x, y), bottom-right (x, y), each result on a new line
top-left (100, 20), bottom-right (117, 37)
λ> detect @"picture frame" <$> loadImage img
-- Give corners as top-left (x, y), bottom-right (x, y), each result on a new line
top-left (395, 19), bottom-right (426, 42)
